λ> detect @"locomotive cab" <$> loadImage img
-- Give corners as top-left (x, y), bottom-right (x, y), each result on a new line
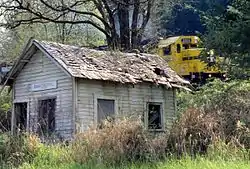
top-left (158, 36), bottom-right (225, 83)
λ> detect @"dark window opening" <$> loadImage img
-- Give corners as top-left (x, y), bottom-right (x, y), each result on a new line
top-left (37, 98), bottom-right (56, 135)
top-left (163, 46), bottom-right (171, 55)
top-left (194, 56), bottom-right (201, 60)
top-left (183, 57), bottom-right (188, 61)
top-left (97, 99), bottom-right (115, 123)
top-left (177, 44), bottom-right (181, 53)
top-left (147, 103), bottom-right (163, 130)
top-left (183, 44), bottom-right (189, 49)
top-left (14, 102), bottom-right (27, 132)
top-left (191, 44), bottom-right (198, 48)
top-left (183, 57), bottom-right (193, 61)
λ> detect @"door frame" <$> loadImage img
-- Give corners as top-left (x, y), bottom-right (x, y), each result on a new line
top-left (12, 100), bottom-right (29, 134)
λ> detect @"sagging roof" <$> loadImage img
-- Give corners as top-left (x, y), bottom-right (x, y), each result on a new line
top-left (2, 39), bottom-right (190, 89)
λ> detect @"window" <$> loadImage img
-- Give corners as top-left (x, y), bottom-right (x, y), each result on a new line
top-left (97, 99), bottom-right (115, 123)
top-left (14, 102), bottom-right (28, 132)
top-left (147, 102), bottom-right (163, 130)
top-left (177, 44), bottom-right (181, 53)
top-left (163, 46), bottom-right (171, 55)
top-left (182, 57), bottom-right (189, 61)
top-left (182, 38), bottom-right (191, 44)
top-left (190, 44), bottom-right (197, 48)
top-left (194, 56), bottom-right (201, 60)
top-left (183, 44), bottom-right (189, 49)
top-left (37, 98), bottom-right (56, 135)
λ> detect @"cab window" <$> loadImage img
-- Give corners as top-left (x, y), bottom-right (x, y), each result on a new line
top-left (183, 44), bottom-right (189, 49)
top-left (163, 45), bottom-right (171, 55)
top-left (191, 44), bottom-right (197, 48)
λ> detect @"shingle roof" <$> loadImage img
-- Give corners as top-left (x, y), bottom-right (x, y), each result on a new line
top-left (2, 39), bottom-right (190, 90)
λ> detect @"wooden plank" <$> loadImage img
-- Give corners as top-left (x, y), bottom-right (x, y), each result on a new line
top-left (13, 50), bottom-right (73, 139)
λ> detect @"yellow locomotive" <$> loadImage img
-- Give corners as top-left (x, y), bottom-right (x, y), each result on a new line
top-left (157, 36), bottom-right (225, 83)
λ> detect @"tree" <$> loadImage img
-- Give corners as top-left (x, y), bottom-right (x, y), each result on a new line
top-left (159, 0), bottom-right (229, 36)
top-left (204, 0), bottom-right (250, 78)
top-left (0, 0), bottom-right (154, 50)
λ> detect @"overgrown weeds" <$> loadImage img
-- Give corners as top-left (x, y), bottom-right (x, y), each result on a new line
top-left (0, 133), bottom-right (41, 167)
top-left (71, 117), bottom-right (169, 166)
top-left (177, 79), bottom-right (250, 149)
top-left (167, 108), bottom-right (221, 157)
top-left (1, 80), bottom-right (250, 168)
top-left (0, 90), bottom-right (11, 132)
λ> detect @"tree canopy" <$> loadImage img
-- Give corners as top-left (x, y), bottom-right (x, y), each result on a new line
top-left (0, 0), bottom-right (155, 51)
top-left (204, 0), bottom-right (250, 77)
top-left (160, 0), bottom-right (229, 36)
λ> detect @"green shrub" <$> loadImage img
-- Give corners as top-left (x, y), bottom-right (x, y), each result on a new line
top-left (20, 143), bottom-right (72, 169)
top-left (207, 139), bottom-right (250, 161)
top-left (0, 133), bottom-right (41, 167)
top-left (177, 79), bottom-right (250, 148)
top-left (0, 90), bottom-right (11, 132)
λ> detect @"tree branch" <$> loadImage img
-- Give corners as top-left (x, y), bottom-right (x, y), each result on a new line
top-left (141, 0), bottom-right (152, 30)
top-left (39, 0), bottom-right (111, 30)
top-left (0, 0), bottom-right (111, 38)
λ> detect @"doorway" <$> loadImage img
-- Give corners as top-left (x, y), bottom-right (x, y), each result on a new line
top-left (37, 98), bottom-right (56, 135)
top-left (14, 102), bottom-right (28, 132)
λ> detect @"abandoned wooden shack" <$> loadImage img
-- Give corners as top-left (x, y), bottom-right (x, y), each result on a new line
top-left (1, 39), bottom-right (189, 139)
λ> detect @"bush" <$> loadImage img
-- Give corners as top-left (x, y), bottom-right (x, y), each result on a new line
top-left (167, 108), bottom-right (221, 157)
top-left (207, 139), bottom-right (250, 161)
top-left (0, 91), bottom-right (11, 132)
top-left (20, 143), bottom-right (72, 169)
top-left (174, 79), bottom-right (250, 155)
top-left (0, 133), bottom-right (41, 167)
top-left (71, 117), bottom-right (169, 165)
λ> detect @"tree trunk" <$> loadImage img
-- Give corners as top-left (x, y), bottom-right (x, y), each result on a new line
top-left (131, 0), bottom-right (140, 49)
top-left (118, 1), bottom-right (130, 50)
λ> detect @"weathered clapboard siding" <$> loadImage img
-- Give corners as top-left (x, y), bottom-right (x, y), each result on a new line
top-left (13, 50), bottom-right (73, 139)
top-left (76, 79), bottom-right (176, 132)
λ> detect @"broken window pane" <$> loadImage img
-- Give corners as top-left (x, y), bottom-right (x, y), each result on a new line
top-left (147, 103), bottom-right (162, 130)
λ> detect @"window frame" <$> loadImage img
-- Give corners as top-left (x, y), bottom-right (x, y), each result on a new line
top-left (94, 95), bottom-right (118, 125)
top-left (13, 101), bottom-right (29, 133)
top-left (163, 45), bottom-right (171, 55)
top-left (145, 102), bottom-right (165, 131)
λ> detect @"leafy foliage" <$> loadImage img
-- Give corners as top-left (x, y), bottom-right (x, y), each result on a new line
top-left (0, 0), bottom-right (154, 50)
top-left (159, 0), bottom-right (229, 36)
top-left (177, 80), bottom-right (250, 147)
top-left (0, 133), bottom-right (41, 167)
top-left (0, 90), bottom-right (11, 132)
top-left (204, 0), bottom-right (250, 77)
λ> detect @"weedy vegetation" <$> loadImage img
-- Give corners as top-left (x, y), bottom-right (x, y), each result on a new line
top-left (0, 80), bottom-right (250, 169)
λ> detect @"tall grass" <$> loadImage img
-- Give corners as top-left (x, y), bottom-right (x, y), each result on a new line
top-left (1, 80), bottom-right (250, 168)
top-left (71, 117), bottom-right (169, 165)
